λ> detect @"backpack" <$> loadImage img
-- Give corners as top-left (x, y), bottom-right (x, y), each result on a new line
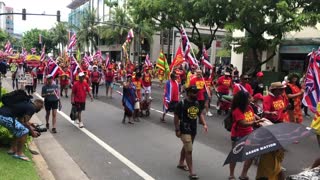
top-left (223, 112), bottom-right (233, 131)
top-left (1, 89), bottom-right (32, 107)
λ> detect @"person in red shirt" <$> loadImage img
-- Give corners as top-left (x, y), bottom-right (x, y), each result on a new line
top-left (233, 74), bottom-right (253, 96)
top-left (229, 91), bottom-right (263, 180)
top-left (217, 71), bottom-right (232, 95)
top-left (90, 65), bottom-right (102, 98)
top-left (132, 72), bottom-right (143, 121)
top-left (71, 72), bottom-right (93, 128)
top-left (189, 70), bottom-right (206, 113)
top-left (104, 66), bottom-right (115, 98)
top-left (263, 82), bottom-right (289, 123)
top-left (142, 67), bottom-right (152, 100)
top-left (161, 72), bottom-right (179, 122)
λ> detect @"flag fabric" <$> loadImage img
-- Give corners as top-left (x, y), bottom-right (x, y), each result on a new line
top-left (31, 48), bottom-right (36, 54)
top-left (144, 54), bottom-right (152, 67)
top-left (105, 53), bottom-right (110, 67)
top-left (4, 41), bottom-right (12, 54)
top-left (21, 48), bottom-right (28, 61)
top-left (126, 29), bottom-right (134, 43)
top-left (70, 55), bottom-right (82, 83)
top-left (201, 58), bottom-right (213, 69)
top-left (179, 27), bottom-right (198, 67)
top-left (93, 50), bottom-right (102, 63)
top-left (163, 79), bottom-right (179, 112)
top-left (46, 58), bottom-right (61, 78)
top-left (40, 45), bottom-right (46, 62)
top-left (156, 51), bottom-right (169, 72)
top-left (302, 52), bottom-right (320, 113)
top-left (68, 33), bottom-right (77, 50)
top-left (202, 47), bottom-right (209, 60)
top-left (170, 46), bottom-right (184, 71)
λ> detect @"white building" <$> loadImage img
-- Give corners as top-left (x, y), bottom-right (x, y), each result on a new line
top-left (0, 2), bottom-right (13, 35)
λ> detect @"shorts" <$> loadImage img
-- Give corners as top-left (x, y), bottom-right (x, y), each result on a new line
top-left (105, 81), bottom-right (113, 87)
top-left (0, 115), bottom-right (29, 138)
top-left (37, 74), bottom-right (43, 80)
top-left (74, 102), bottom-right (85, 112)
top-left (167, 101), bottom-right (178, 112)
top-left (198, 100), bottom-right (205, 112)
top-left (45, 100), bottom-right (59, 111)
top-left (180, 134), bottom-right (195, 152)
top-left (143, 86), bottom-right (151, 94)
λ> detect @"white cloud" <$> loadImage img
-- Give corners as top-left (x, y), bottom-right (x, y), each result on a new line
top-left (3, 0), bottom-right (71, 34)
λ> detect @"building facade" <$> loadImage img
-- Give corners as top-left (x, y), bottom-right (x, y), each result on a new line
top-left (0, 2), bottom-right (14, 35)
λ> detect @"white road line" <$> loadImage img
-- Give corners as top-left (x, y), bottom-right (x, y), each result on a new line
top-left (150, 108), bottom-right (174, 117)
top-left (34, 93), bottom-right (155, 180)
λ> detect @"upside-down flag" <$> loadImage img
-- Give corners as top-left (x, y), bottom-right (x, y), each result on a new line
top-left (163, 79), bottom-right (179, 112)
top-left (40, 45), bottom-right (46, 62)
top-left (68, 33), bottom-right (77, 50)
top-left (302, 51), bottom-right (320, 113)
top-left (31, 48), bottom-right (36, 54)
top-left (46, 58), bottom-right (61, 78)
top-left (126, 29), bottom-right (134, 43)
top-left (201, 47), bottom-right (213, 69)
top-left (170, 46), bottom-right (184, 71)
top-left (4, 40), bottom-right (12, 54)
top-left (145, 54), bottom-right (152, 67)
top-left (179, 27), bottom-right (198, 67)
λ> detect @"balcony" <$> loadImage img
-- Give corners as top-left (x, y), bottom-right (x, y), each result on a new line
top-left (67, 0), bottom-right (89, 10)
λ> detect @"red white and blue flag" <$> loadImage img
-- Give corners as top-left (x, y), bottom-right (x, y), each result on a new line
top-left (163, 79), bottom-right (179, 112)
top-left (31, 48), bottom-right (36, 54)
top-left (105, 53), bottom-right (110, 67)
top-left (40, 45), bottom-right (46, 62)
top-left (21, 48), bottom-right (28, 61)
top-left (302, 52), bottom-right (320, 113)
top-left (201, 47), bottom-right (213, 69)
top-left (4, 41), bottom-right (12, 54)
top-left (93, 50), bottom-right (102, 63)
top-left (68, 33), bottom-right (77, 50)
top-left (70, 55), bottom-right (82, 83)
top-left (126, 29), bottom-right (134, 43)
top-left (179, 27), bottom-right (198, 67)
top-left (46, 58), bottom-right (61, 78)
top-left (144, 54), bottom-right (152, 67)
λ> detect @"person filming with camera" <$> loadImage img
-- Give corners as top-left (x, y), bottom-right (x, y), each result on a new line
top-left (0, 95), bottom-right (44, 161)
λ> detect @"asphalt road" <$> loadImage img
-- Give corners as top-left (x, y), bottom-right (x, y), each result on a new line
top-left (28, 79), bottom-right (320, 180)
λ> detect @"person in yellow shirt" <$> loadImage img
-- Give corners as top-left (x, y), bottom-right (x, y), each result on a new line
top-left (185, 65), bottom-right (196, 88)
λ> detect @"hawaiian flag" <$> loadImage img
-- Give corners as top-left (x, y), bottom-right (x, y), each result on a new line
top-left (170, 46), bottom-right (184, 71)
top-left (40, 45), bottom-right (46, 62)
top-left (302, 52), bottom-right (320, 113)
top-left (105, 53), bottom-right (110, 67)
top-left (46, 58), bottom-right (61, 78)
top-left (163, 79), bottom-right (179, 112)
top-left (31, 48), bottom-right (36, 54)
top-left (179, 27), bottom-right (198, 67)
top-left (82, 53), bottom-right (91, 67)
top-left (126, 29), bottom-right (134, 43)
top-left (4, 41), bottom-right (12, 54)
top-left (21, 48), bottom-right (28, 61)
top-left (70, 55), bottom-right (82, 83)
top-left (144, 54), bottom-right (152, 67)
top-left (68, 33), bottom-right (77, 50)
top-left (201, 58), bottom-right (213, 69)
top-left (93, 49), bottom-right (102, 63)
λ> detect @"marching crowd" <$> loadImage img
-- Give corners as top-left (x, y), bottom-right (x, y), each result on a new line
top-left (0, 56), bottom-right (320, 180)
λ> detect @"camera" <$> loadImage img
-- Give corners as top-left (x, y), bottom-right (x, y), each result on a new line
top-left (34, 124), bottom-right (47, 133)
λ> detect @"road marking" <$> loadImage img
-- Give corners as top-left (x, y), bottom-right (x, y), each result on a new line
top-left (34, 92), bottom-right (155, 180)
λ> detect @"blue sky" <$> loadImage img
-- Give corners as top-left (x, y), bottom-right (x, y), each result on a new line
top-left (3, 0), bottom-right (71, 34)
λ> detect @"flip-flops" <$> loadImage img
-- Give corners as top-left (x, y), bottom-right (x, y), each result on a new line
top-left (7, 151), bottom-right (15, 155)
top-left (239, 176), bottom-right (249, 180)
top-left (12, 154), bottom-right (30, 162)
top-left (177, 165), bottom-right (189, 171)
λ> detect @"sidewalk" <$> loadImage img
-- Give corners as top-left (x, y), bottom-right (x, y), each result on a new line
top-left (2, 77), bottom-right (89, 180)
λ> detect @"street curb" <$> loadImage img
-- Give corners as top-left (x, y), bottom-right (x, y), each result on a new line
top-left (1, 77), bottom-right (56, 180)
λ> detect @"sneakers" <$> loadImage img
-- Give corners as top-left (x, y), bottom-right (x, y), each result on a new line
top-left (74, 120), bottom-right (79, 124)
top-left (79, 122), bottom-right (84, 128)
top-left (206, 111), bottom-right (213, 117)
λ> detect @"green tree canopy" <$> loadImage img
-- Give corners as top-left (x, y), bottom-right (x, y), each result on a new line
top-left (50, 22), bottom-right (69, 55)
top-left (22, 29), bottom-right (55, 54)
top-left (128, 0), bottom-right (230, 56)
top-left (226, 0), bottom-right (320, 73)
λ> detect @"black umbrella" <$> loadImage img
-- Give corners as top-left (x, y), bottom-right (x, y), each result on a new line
top-left (224, 123), bottom-right (316, 165)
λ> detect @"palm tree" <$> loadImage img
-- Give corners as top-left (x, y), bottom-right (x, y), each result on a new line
top-left (76, 8), bottom-right (99, 54)
top-left (51, 22), bottom-right (68, 55)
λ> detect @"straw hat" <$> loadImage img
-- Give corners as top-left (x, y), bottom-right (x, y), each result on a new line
top-left (270, 82), bottom-right (286, 90)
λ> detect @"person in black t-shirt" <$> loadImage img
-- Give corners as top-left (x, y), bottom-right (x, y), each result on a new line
top-left (174, 85), bottom-right (208, 179)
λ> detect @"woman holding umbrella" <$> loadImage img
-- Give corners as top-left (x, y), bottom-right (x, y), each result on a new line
top-left (229, 91), bottom-right (263, 180)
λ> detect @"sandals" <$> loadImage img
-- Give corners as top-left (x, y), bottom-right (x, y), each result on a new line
top-left (177, 165), bottom-right (189, 171)
top-left (189, 174), bottom-right (199, 179)
top-left (52, 128), bottom-right (57, 133)
top-left (228, 176), bottom-right (236, 180)
top-left (12, 154), bottom-right (30, 162)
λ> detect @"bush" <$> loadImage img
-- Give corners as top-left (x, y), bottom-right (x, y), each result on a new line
top-left (0, 88), bottom-right (13, 146)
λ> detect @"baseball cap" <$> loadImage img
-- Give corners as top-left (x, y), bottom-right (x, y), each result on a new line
top-left (78, 72), bottom-right (85, 77)
top-left (256, 71), bottom-right (264, 77)
top-left (253, 93), bottom-right (263, 101)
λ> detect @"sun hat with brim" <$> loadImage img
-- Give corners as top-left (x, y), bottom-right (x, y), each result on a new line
top-left (270, 82), bottom-right (286, 90)
top-left (93, 65), bottom-right (98, 68)
top-left (224, 72), bottom-right (231, 76)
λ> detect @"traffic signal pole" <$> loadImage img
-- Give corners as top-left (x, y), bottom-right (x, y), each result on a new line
top-left (0, 10), bottom-right (61, 22)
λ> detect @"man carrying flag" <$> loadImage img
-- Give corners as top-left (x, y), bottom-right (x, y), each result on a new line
top-left (161, 72), bottom-right (179, 123)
